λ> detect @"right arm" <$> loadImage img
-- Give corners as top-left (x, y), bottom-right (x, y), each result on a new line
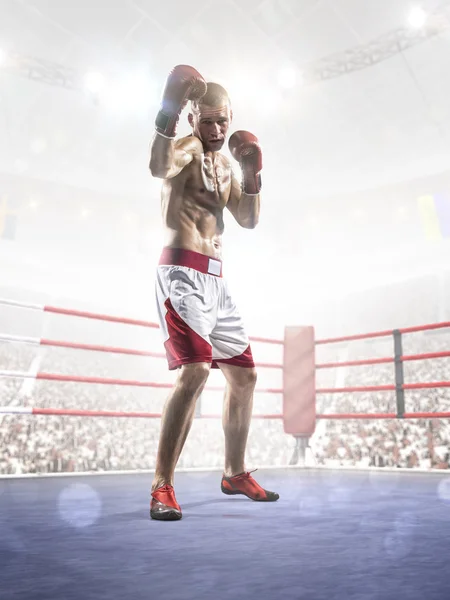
top-left (227, 130), bottom-right (263, 228)
top-left (149, 135), bottom-right (199, 179)
top-left (148, 65), bottom-right (206, 179)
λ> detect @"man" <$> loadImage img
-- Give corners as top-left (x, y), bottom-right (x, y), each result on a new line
top-left (149, 65), bottom-right (279, 521)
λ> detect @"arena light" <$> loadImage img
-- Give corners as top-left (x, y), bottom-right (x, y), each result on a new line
top-left (396, 205), bottom-right (408, 219)
top-left (227, 72), bottom-right (257, 108)
top-left (81, 208), bottom-right (91, 218)
top-left (126, 71), bottom-right (157, 105)
top-left (13, 158), bottom-right (28, 174)
top-left (256, 89), bottom-right (283, 116)
top-left (84, 71), bottom-right (105, 95)
top-left (350, 207), bottom-right (365, 222)
top-left (30, 138), bottom-right (47, 155)
top-left (124, 212), bottom-right (136, 224)
top-left (277, 66), bottom-right (298, 90)
top-left (407, 7), bottom-right (427, 28)
top-left (306, 214), bottom-right (320, 228)
top-left (102, 70), bottom-right (157, 115)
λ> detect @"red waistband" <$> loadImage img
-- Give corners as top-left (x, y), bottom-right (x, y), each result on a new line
top-left (159, 247), bottom-right (223, 277)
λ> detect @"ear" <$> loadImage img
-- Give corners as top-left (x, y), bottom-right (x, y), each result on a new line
top-left (188, 113), bottom-right (194, 127)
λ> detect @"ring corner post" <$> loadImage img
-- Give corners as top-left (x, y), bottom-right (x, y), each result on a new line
top-left (283, 326), bottom-right (316, 446)
top-left (393, 328), bottom-right (405, 419)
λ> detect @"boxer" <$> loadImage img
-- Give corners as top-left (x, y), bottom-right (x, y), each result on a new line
top-left (149, 65), bottom-right (279, 520)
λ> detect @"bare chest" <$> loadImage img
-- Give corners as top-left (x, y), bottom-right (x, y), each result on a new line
top-left (197, 154), bottom-right (232, 199)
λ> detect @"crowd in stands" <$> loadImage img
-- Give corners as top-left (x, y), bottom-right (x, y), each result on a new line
top-left (1, 275), bottom-right (450, 474)
top-left (0, 335), bottom-right (291, 474)
top-left (311, 333), bottom-right (450, 469)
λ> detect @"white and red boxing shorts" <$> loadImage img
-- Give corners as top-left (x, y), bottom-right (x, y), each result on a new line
top-left (156, 247), bottom-right (255, 370)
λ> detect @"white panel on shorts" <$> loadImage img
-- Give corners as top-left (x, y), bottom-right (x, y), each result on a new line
top-left (210, 279), bottom-right (249, 360)
top-left (155, 266), bottom-right (249, 361)
top-left (207, 258), bottom-right (222, 276)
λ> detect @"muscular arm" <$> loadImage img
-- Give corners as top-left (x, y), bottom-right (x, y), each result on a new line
top-left (226, 171), bottom-right (260, 229)
top-left (149, 135), bottom-right (200, 179)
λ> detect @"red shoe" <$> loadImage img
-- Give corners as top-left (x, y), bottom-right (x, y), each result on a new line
top-left (221, 470), bottom-right (279, 502)
top-left (150, 485), bottom-right (182, 521)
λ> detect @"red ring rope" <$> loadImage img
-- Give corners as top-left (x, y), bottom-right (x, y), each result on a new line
top-left (316, 350), bottom-right (450, 369)
top-left (317, 381), bottom-right (450, 394)
top-left (1, 406), bottom-right (449, 420)
top-left (40, 339), bottom-right (282, 369)
top-left (317, 412), bottom-right (450, 420)
top-left (0, 299), bottom-right (285, 344)
top-left (0, 370), bottom-right (281, 394)
top-left (43, 305), bottom-right (284, 344)
top-left (26, 408), bottom-right (283, 419)
top-left (1, 297), bottom-right (450, 427)
top-left (44, 305), bottom-right (160, 328)
top-left (41, 339), bottom-right (166, 358)
top-left (315, 320), bottom-right (450, 345)
top-left (1, 297), bottom-right (448, 346)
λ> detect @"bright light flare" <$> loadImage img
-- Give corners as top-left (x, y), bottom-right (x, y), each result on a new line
top-left (256, 90), bottom-right (283, 116)
top-left (278, 66), bottom-right (299, 89)
top-left (407, 7), bottom-right (427, 28)
top-left (30, 138), bottom-right (47, 155)
top-left (101, 71), bottom-right (158, 115)
top-left (84, 71), bottom-right (106, 95)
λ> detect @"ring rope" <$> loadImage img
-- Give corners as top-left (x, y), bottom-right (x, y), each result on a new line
top-left (3, 333), bottom-right (448, 371)
top-left (316, 350), bottom-right (450, 369)
top-left (1, 369), bottom-right (448, 394)
top-left (318, 412), bottom-right (450, 420)
top-left (2, 333), bottom-right (448, 371)
top-left (0, 298), bottom-right (284, 345)
top-left (1, 406), bottom-right (449, 420)
top-left (1, 296), bottom-right (448, 345)
top-left (316, 321), bottom-right (450, 345)
top-left (0, 406), bottom-right (283, 419)
top-left (0, 333), bottom-right (283, 369)
top-left (0, 369), bottom-right (282, 393)
top-left (317, 381), bottom-right (450, 394)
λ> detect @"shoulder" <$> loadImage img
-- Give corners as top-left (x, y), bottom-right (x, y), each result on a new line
top-left (175, 135), bottom-right (203, 155)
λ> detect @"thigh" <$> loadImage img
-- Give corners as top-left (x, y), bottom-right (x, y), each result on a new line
top-left (210, 280), bottom-right (255, 368)
top-left (156, 266), bottom-right (220, 369)
top-left (157, 267), bottom-right (219, 334)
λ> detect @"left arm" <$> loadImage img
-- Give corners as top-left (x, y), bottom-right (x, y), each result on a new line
top-left (227, 130), bottom-right (262, 229)
top-left (226, 172), bottom-right (260, 229)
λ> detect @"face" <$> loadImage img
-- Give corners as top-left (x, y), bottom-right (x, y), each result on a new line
top-left (189, 104), bottom-right (231, 152)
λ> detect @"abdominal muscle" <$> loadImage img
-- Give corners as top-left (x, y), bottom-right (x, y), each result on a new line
top-left (162, 161), bottom-right (226, 261)
top-left (164, 223), bottom-right (223, 260)
top-left (163, 195), bottom-right (224, 260)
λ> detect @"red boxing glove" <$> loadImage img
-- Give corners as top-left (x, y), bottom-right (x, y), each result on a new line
top-left (228, 131), bottom-right (262, 195)
top-left (155, 65), bottom-right (207, 139)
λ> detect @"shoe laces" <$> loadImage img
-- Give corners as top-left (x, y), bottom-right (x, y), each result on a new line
top-left (153, 484), bottom-right (174, 496)
top-left (234, 469), bottom-right (257, 480)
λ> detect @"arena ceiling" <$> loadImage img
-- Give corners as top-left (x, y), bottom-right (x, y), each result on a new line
top-left (1, 0), bottom-right (450, 202)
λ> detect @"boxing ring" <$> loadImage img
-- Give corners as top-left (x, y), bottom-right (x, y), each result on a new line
top-left (1, 297), bottom-right (450, 600)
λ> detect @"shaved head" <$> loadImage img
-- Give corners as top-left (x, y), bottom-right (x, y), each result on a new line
top-left (191, 82), bottom-right (231, 113)
top-left (189, 82), bottom-right (232, 151)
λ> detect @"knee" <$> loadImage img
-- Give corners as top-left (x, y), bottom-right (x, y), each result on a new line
top-left (231, 367), bottom-right (257, 392)
top-left (177, 363), bottom-right (210, 395)
top-left (245, 368), bottom-right (258, 390)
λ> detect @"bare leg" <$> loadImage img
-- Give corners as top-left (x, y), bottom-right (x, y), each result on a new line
top-left (219, 364), bottom-right (257, 477)
top-left (151, 362), bottom-right (210, 491)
